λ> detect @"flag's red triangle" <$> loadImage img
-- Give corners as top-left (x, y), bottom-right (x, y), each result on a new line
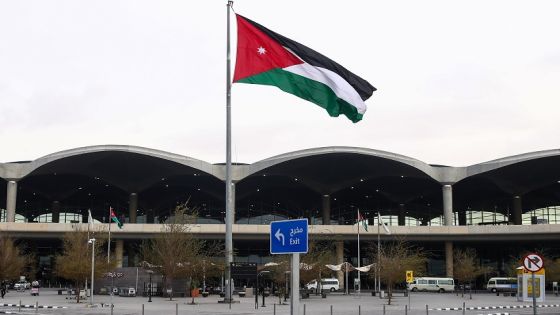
top-left (233, 14), bottom-right (303, 82)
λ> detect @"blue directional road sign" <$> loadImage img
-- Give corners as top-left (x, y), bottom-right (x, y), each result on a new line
top-left (270, 219), bottom-right (308, 254)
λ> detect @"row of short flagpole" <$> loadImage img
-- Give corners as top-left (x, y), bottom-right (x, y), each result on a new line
top-left (266, 303), bottom-right (412, 315)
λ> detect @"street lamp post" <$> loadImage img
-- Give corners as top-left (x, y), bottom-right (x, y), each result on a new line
top-left (88, 238), bottom-right (96, 306)
top-left (258, 271), bottom-right (270, 308)
top-left (147, 270), bottom-right (153, 302)
top-left (284, 271), bottom-right (290, 302)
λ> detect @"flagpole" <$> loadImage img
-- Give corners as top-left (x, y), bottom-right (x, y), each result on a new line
top-left (377, 212), bottom-right (380, 293)
top-left (224, 0), bottom-right (234, 302)
top-left (357, 210), bottom-right (361, 294)
top-left (87, 209), bottom-right (91, 240)
top-left (108, 207), bottom-right (111, 264)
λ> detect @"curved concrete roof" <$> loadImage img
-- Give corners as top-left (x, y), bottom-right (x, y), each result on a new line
top-left (0, 145), bottom-right (223, 180)
top-left (465, 149), bottom-right (560, 178)
top-left (1, 145), bottom-right (559, 186)
top-left (239, 146), bottom-right (444, 182)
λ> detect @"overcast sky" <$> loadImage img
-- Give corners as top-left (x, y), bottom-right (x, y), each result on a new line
top-left (1, 0), bottom-right (559, 166)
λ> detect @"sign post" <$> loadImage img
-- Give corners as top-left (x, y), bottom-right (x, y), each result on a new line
top-left (523, 253), bottom-right (544, 315)
top-left (270, 219), bottom-right (309, 315)
top-left (406, 270), bottom-right (413, 309)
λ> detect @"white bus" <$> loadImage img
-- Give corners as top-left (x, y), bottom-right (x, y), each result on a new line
top-left (407, 277), bottom-right (455, 293)
top-left (486, 277), bottom-right (517, 293)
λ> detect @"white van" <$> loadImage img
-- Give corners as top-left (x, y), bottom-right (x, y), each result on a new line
top-left (486, 277), bottom-right (517, 293)
top-left (407, 277), bottom-right (454, 293)
top-left (305, 278), bottom-right (339, 292)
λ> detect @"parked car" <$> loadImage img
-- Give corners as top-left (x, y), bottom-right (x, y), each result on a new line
top-left (14, 281), bottom-right (30, 290)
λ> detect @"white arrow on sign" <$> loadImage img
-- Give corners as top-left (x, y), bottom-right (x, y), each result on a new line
top-left (275, 229), bottom-right (285, 246)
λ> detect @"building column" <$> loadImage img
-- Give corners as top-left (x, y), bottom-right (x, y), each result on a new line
top-left (127, 243), bottom-right (138, 267)
top-left (442, 185), bottom-right (454, 277)
top-left (146, 209), bottom-right (154, 224)
top-left (335, 241), bottom-right (344, 291)
top-left (458, 210), bottom-right (467, 226)
top-left (445, 241), bottom-right (453, 277)
top-left (442, 185), bottom-right (453, 226)
top-left (512, 196), bottom-right (522, 225)
top-left (6, 181), bottom-right (17, 222)
top-left (51, 201), bottom-right (60, 223)
top-left (129, 193), bottom-right (138, 223)
top-left (322, 195), bottom-right (331, 225)
top-left (115, 239), bottom-right (124, 268)
top-left (82, 210), bottom-right (88, 223)
top-left (398, 204), bottom-right (406, 226)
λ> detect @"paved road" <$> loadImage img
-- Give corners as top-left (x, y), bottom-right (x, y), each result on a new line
top-left (1, 289), bottom-right (559, 315)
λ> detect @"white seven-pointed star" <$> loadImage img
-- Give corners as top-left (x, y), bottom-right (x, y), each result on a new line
top-left (257, 46), bottom-right (267, 55)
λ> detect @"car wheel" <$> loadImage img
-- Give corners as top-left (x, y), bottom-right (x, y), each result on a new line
top-left (491, 288), bottom-right (497, 293)
top-left (330, 288), bottom-right (335, 292)
top-left (411, 288), bottom-right (418, 292)
top-left (438, 288), bottom-right (445, 293)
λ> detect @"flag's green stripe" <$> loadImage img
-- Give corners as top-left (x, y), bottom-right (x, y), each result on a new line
top-left (238, 68), bottom-right (363, 123)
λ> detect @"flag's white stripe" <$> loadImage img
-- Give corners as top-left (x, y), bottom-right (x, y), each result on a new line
top-left (378, 213), bottom-right (391, 234)
top-left (283, 63), bottom-right (367, 115)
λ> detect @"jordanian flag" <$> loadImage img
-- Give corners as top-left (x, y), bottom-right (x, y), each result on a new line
top-left (358, 210), bottom-right (368, 232)
top-left (109, 207), bottom-right (123, 229)
top-left (233, 14), bottom-right (376, 123)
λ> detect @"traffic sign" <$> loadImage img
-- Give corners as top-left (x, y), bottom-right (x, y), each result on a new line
top-left (406, 270), bottom-right (414, 283)
top-left (523, 253), bottom-right (544, 272)
top-left (270, 219), bottom-right (308, 254)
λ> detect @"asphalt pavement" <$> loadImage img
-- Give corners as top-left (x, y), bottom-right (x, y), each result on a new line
top-left (1, 288), bottom-right (559, 315)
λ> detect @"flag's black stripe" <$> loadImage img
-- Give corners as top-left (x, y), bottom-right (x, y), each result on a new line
top-left (239, 14), bottom-right (376, 101)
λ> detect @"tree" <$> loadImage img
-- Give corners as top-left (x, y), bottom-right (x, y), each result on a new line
top-left (453, 248), bottom-right (492, 296)
top-left (545, 257), bottom-right (560, 284)
top-left (55, 229), bottom-right (113, 303)
top-left (0, 233), bottom-right (32, 283)
top-left (300, 240), bottom-right (335, 294)
top-left (369, 239), bottom-right (427, 305)
top-left (266, 255), bottom-right (290, 304)
top-left (141, 203), bottom-right (216, 303)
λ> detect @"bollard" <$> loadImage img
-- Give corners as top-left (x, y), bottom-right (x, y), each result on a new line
top-left (383, 304), bottom-right (386, 315)
top-left (142, 304), bottom-right (145, 315)
top-left (426, 304), bottom-right (429, 315)
top-left (304, 303), bottom-right (306, 315)
top-left (35, 301), bottom-right (38, 314)
top-left (405, 305), bottom-right (408, 315)
top-left (19, 300), bottom-right (21, 312)
top-left (274, 303), bottom-right (276, 315)
top-left (176, 303), bottom-right (178, 315)
top-left (359, 305), bottom-right (361, 315)
top-left (111, 303), bottom-right (114, 315)
top-left (462, 302), bottom-right (465, 315)
top-left (330, 304), bottom-right (333, 315)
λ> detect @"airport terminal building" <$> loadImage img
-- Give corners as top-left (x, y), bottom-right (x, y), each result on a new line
top-left (1, 145), bottom-right (560, 287)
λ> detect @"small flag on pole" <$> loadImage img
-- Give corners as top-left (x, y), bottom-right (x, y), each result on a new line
top-left (378, 212), bottom-right (391, 234)
top-left (110, 207), bottom-right (124, 229)
top-left (357, 211), bottom-right (368, 232)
